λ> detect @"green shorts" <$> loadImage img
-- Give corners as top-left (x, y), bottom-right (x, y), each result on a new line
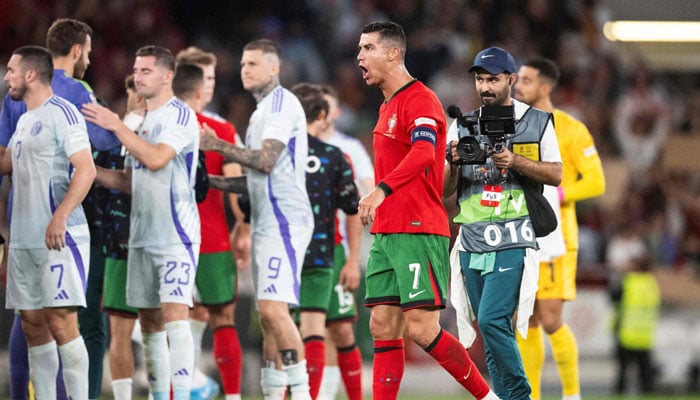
top-left (195, 251), bottom-right (237, 306)
top-left (103, 258), bottom-right (137, 318)
top-left (365, 233), bottom-right (449, 310)
top-left (298, 266), bottom-right (334, 312)
top-left (327, 244), bottom-right (357, 324)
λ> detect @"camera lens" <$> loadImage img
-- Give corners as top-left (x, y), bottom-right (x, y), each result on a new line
top-left (456, 136), bottom-right (487, 164)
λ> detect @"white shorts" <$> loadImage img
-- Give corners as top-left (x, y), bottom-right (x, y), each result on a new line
top-left (6, 243), bottom-right (90, 310)
top-left (126, 243), bottom-right (200, 309)
top-left (253, 224), bottom-right (313, 306)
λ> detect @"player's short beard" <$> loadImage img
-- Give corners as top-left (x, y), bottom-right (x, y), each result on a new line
top-left (480, 86), bottom-right (510, 106)
top-left (9, 82), bottom-right (27, 101)
top-left (137, 88), bottom-right (156, 100)
top-left (74, 58), bottom-right (87, 80)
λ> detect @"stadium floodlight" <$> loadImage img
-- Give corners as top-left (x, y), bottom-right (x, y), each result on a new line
top-left (603, 21), bottom-right (700, 42)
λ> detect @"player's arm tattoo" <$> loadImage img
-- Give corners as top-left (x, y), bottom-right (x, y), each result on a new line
top-left (208, 175), bottom-right (248, 194)
top-left (223, 155), bottom-right (240, 166)
top-left (203, 138), bottom-right (284, 174)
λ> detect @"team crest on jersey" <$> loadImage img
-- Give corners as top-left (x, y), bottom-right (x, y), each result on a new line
top-left (150, 123), bottom-right (163, 138)
top-left (30, 121), bottom-right (42, 136)
top-left (387, 114), bottom-right (397, 134)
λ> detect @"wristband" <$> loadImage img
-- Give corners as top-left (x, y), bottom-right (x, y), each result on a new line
top-left (377, 182), bottom-right (393, 197)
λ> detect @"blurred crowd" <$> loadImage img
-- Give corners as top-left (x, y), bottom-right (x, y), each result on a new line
top-left (1, 0), bottom-right (699, 288)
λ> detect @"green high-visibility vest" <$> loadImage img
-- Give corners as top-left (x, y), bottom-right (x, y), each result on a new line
top-left (619, 272), bottom-right (660, 350)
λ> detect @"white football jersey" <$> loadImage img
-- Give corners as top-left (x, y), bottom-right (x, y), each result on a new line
top-left (125, 97), bottom-right (201, 247)
top-left (244, 86), bottom-right (312, 231)
top-left (8, 95), bottom-right (91, 248)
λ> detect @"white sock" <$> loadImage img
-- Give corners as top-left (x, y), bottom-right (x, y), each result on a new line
top-left (261, 367), bottom-right (288, 400)
top-left (317, 365), bottom-right (341, 400)
top-left (225, 395), bottom-right (242, 400)
top-left (28, 341), bottom-right (59, 399)
top-left (563, 395), bottom-right (582, 400)
top-left (284, 360), bottom-right (312, 400)
top-left (192, 367), bottom-right (209, 387)
top-left (58, 336), bottom-right (89, 400)
top-left (143, 331), bottom-right (170, 396)
top-left (190, 318), bottom-right (207, 368)
top-left (166, 320), bottom-right (195, 397)
top-left (112, 377), bottom-right (133, 400)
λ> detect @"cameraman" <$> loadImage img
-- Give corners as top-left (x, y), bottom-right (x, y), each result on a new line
top-left (444, 47), bottom-right (562, 400)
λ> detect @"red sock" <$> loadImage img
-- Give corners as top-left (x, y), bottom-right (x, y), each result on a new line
top-left (304, 336), bottom-right (325, 399)
top-left (426, 329), bottom-right (490, 399)
top-left (372, 338), bottom-right (404, 400)
top-left (338, 344), bottom-right (363, 400)
top-left (213, 326), bottom-right (242, 395)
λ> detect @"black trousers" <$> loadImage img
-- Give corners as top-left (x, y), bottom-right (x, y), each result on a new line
top-left (615, 343), bottom-right (654, 394)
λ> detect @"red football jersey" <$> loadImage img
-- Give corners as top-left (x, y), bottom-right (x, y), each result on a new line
top-left (196, 113), bottom-right (238, 253)
top-left (371, 81), bottom-right (449, 236)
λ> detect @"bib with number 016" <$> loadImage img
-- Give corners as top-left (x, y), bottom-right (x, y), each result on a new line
top-left (481, 184), bottom-right (503, 207)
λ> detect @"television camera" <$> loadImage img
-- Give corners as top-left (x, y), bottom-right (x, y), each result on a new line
top-left (447, 104), bottom-right (516, 165)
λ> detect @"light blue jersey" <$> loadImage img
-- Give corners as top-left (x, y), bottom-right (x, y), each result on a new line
top-left (7, 95), bottom-right (91, 248)
top-left (245, 86), bottom-right (312, 231)
top-left (125, 97), bottom-right (200, 247)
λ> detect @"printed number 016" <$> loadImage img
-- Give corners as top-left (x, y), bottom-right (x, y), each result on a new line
top-left (483, 220), bottom-right (534, 246)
